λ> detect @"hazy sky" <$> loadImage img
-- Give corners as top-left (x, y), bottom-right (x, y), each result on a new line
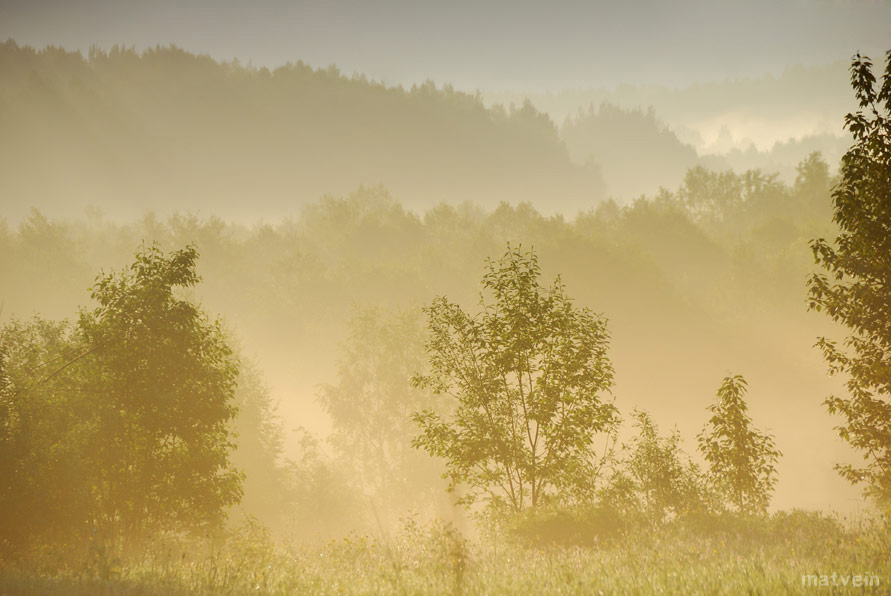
top-left (2, 0), bottom-right (890, 91)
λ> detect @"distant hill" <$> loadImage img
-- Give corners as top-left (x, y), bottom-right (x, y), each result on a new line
top-left (562, 104), bottom-right (701, 199)
top-left (559, 103), bottom-right (851, 201)
top-left (0, 40), bottom-right (603, 220)
top-left (486, 61), bottom-right (854, 148)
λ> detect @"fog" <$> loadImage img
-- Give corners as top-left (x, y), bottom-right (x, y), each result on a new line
top-left (0, 2), bottom-right (888, 578)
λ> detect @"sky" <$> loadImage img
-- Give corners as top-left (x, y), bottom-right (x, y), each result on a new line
top-left (2, 0), bottom-right (890, 92)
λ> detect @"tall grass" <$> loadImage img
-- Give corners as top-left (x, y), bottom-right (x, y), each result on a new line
top-left (1, 512), bottom-right (888, 595)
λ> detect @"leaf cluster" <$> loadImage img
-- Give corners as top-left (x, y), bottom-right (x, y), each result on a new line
top-left (808, 51), bottom-right (891, 504)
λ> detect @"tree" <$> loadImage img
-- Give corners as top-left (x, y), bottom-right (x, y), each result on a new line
top-left (808, 51), bottom-right (891, 506)
top-left (77, 244), bottom-right (243, 542)
top-left (284, 428), bottom-right (365, 540)
top-left (0, 318), bottom-right (96, 554)
top-left (0, 246), bottom-right (246, 554)
top-left (697, 375), bottom-right (780, 515)
top-left (624, 410), bottom-right (706, 523)
top-left (412, 246), bottom-right (617, 513)
top-left (230, 361), bottom-right (290, 530)
top-left (678, 166), bottom-right (744, 225)
top-left (794, 151), bottom-right (831, 205)
top-left (319, 306), bottom-right (447, 521)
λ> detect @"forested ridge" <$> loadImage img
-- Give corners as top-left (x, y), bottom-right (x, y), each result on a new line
top-left (0, 40), bottom-right (850, 221)
top-left (0, 40), bottom-right (599, 220)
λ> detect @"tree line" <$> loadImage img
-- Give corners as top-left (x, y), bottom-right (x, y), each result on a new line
top-left (0, 152), bottom-right (839, 545)
top-left (0, 40), bottom-right (599, 219)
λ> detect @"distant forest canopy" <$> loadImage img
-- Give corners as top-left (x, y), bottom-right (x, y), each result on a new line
top-left (561, 103), bottom-right (849, 200)
top-left (489, 62), bottom-right (852, 199)
top-left (0, 152), bottom-right (856, 516)
top-left (0, 40), bottom-right (848, 220)
top-left (0, 40), bottom-right (600, 220)
top-left (562, 104), bottom-right (700, 199)
top-left (486, 60), bottom-right (854, 152)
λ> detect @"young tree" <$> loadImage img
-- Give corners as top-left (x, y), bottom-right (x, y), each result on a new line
top-left (319, 307), bottom-right (446, 520)
top-left (284, 428), bottom-right (365, 540)
top-left (412, 246), bottom-right (617, 513)
top-left (625, 410), bottom-right (706, 523)
top-left (0, 246), bottom-right (244, 552)
top-left (78, 244), bottom-right (243, 542)
top-left (808, 51), bottom-right (891, 505)
top-left (697, 375), bottom-right (780, 515)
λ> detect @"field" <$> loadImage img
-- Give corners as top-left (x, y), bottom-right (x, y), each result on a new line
top-left (2, 514), bottom-right (888, 596)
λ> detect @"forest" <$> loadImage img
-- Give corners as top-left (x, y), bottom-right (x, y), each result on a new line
top-left (0, 40), bottom-right (852, 220)
top-left (1, 33), bottom-right (891, 596)
top-left (0, 40), bottom-right (597, 219)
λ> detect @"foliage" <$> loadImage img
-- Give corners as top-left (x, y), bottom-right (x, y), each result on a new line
top-left (808, 51), bottom-right (891, 506)
top-left (0, 151), bottom-right (843, 553)
top-left (283, 428), bottom-right (365, 541)
top-left (623, 410), bottom-right (709, 523)
top-left (697, 375), bottom-right (781, 515)
top-left (412, 246), bottom-right (617, 513)
top-left (794, 151), bottom-right (832, 212)
top-left (319, 307), bottom-right (447, 522)
top-left (0, 319), bottom-right (94, 556)
top-left (77, 244), bottom-right (243, 540)
top-left (678, 166), bottom-right (790, 230)
top-left (229, 362), bottom-right (291, 530)
top-left (0, 162), bottom-right (835, 475)
top-left (0, 245), bottom-right (243, 555)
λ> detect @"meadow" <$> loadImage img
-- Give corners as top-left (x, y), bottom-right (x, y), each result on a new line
top-left (1, 513), bottom-right (888, 596)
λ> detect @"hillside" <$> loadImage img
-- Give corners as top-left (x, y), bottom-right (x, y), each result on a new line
top-left (0, 41), bottom-right (602, 220)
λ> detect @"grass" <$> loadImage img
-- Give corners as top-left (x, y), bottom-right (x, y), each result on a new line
top-left (1, 513), bottom-right (889, 595)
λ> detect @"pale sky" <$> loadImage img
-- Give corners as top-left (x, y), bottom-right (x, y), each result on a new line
top-left (2, 0), bottom-right (890, 92)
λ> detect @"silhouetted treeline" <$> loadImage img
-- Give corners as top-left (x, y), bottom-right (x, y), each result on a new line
top-left (0, 40), bottom-right (847, 219)
top-left (0, 40), bottom-right (601, 220)
top-left (486, 64), bottom-right (852, 200)
top-left (487, 61), bottom-right (854, 150)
